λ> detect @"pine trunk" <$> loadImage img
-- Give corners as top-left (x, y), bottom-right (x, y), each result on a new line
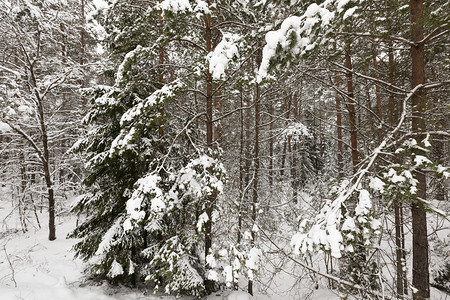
top-left (280, 96), bottom-right (291, 177)
top-left (204, 9), bottom-right (213, 259)
top-left (388, 39), bottom-right (408, 297)
top-left (410, 0), bottom-right (430, 298)
top-left (248, 81), bottom-right (260, 296)
top-left (268, 97), bottom-right (274, 187)
top-left (158, 8), bottom-right (164, 137)
top-left (238, 89), bottom-right (244, 244)
top-left (80, 0), bottom-right (86, 109)
top-left (334, 43), bottom-right (344, 178)
top-left (344, 41), bottom-right (359, 174)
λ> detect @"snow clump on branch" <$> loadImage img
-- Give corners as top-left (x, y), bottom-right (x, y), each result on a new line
top-left (291, 183), bottom-right (382, 259)
top-left (208, 33), bottom-right (240, 80)
top-left (281, 122), bottom-right (312, 141)
top-left (258, 0), bottom-right (361, 81)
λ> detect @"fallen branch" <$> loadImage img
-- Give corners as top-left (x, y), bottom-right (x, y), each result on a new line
top-left (3, 245), bottom-right (17, 288)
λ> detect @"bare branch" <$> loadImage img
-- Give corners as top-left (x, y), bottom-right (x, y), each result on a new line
top-left (3, 245), bottom-right (17, 288)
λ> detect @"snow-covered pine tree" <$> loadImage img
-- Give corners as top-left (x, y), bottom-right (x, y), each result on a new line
top-left (70, 1), bottom-right (227, 296)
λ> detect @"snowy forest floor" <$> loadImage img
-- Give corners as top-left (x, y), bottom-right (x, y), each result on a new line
top-left (0, 208), bottom-right (178, 300)
top-left (0, 195), bottom-right (447, 300)
top-left (0, 195), bottom-right (337, 300)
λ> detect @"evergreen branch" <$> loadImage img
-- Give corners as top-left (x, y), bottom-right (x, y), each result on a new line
top-left (419, 24), bottom-right (450, 45)
top-left (177, 38), bottom-right (207, 53)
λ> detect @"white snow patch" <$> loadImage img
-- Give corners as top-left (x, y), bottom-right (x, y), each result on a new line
top-left (108, 260), bottom-right (124, 278)
top-left (206, 254), bottom-right (216, 268)
top-left (414, 155), bottom-right (431, 167)
top-left (207, 269), bottom-right (219, 281)
top-left (157, 0), bottom-right (192, 12)
top-left (227, 290), bottom-right (253, 300)
top-left (245, 247), bottom-right (262, 271)
top-left (369, 176), bottom-right (385, 193)
top-left (0, 121), bottom-right (12, 133)
top-left (343, 6), bottom-right (357, 20)
top-left (223, 265), bottom-right (234, 285)
top-left (355, 189), bottom-right (372, 216)
top-left (208, 33), bottom-right (240, 80)
top-left (96, 217), bottom-right (123, 255)
top-left (92, 0), bottom-right (108, 10)
top-left (197, 212), bottom-right (209, 232)
top-left (194, 0), bottom-right (210, 14)
top-left (0, 214), bottom-right (160, 300)
top-left (386, 168), bottom-right (405, 183)
top-left (281, 122), bottom-right (312, 141)
top-left (342, 217), bottom-right (356, 231)
top-left (370, 219), bottom-right (381, 230)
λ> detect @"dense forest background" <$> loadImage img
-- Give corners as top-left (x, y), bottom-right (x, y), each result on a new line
top-left (0, 0), bottom-right (449, 299)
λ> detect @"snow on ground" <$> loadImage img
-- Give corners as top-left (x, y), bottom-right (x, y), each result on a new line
top-left (0, 200), bottom-right (337, 300)
top-left (0, 202), bottom-right (177, 300)
top-left (0, 192), bottom-right (447, 299)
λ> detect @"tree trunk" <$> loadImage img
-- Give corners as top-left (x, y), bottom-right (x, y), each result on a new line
top-left (334, 43), bottom-right (344, 178)
top-left (204, 8), bottom-right (216, 292)
top-left (204, 9), bottom-right (213, 259)
top-left (268, 97), bottom-right (274, 187)
top-left (394, 203), bottom-right (407, 296)
top-left (248, 81), bottom-right (260, 296)
top-left (280, 95), bottom-right (291, 177)
top-left (410, 0), bottom-right (430, 298)
top-left (80, 0), bottom-right (86, 109)
top-left (158, 7), bottom-right (165, 137)
top-left (364, 78), bottom-right (374, 134)
top-left (38, 98), bottom-right (55, 241)
top-left (291, 88), bottom-right (302, 203)
top-left (244, 95), bottom-right (251, 204)
top-left (27, 44), bottom-right (56, 240)
top-left (238, 89), bottom-right (244, 244)
top-left (389, 38), bottom-right (408, 297)
top-left (344, 40), bottom-right (359, 174)
top-left (368, 9), bottom-right (382, 122)
top-left (19, 149), bottom-right (28, 233)
top-left (388, 41), bottom-right (396, 128)
top-left (291, 92), bottom-right (298, 203)
top-left (36, 96), bottom-right (56, 241)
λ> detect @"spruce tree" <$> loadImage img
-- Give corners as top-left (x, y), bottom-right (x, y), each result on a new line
top-left (70, 1), bottom-right (227, 296)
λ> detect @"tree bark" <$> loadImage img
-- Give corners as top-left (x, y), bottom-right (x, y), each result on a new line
top-left (291, 88), bottom-right (302, 203)
top-left (248, 81), bottom-right (260, 296)
top-left (280, 95), bottom-right (291, 177)
top-left (238, 89), bottom-right (244, 244)
top-left (394, 203), bottom-right (407, 296)
top-left (204, 9), bottom-right (213, 259)
top-left (203, 8), bottom-right (217, 293)
top-left (368, 4), bottom-right (383, 122)
top-left (410, 0), bottom-right (430, 298)
top-left (344, 40), bottom-right (359, 174)
top-left (19, 149), bottom-right (28, 233)
top-left (38, 94), bottom-right (55, 241)
top-left (268, 97), bottom-right (274, 187)
top-left (80, 0), bottom-right (86, 109)
top-left (27, 46), bottom-right (56, 240)
top-left (158, 7), bottom-right (165, 137)
top-left (388, 38), bottom-right (408, 297)
top-left (334, 43), bottom-right (344, 178)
